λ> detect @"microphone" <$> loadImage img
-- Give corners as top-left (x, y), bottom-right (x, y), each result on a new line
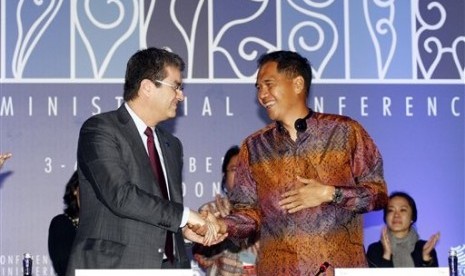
top-left (294, 117), bottom-right (307, 132)
top-left (315, 261), bottom-right (330, 276)
top-left (294, 109), bottom-right (314, 132)
top-left (276, 109), bottom-right (314, 133)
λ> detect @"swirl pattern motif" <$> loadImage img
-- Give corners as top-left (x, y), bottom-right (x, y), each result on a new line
top-left (1, 0), bottom-right (463, 82)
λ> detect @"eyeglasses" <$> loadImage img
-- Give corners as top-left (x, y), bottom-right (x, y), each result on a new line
top-left (154, 79), bottom-right (184, 93)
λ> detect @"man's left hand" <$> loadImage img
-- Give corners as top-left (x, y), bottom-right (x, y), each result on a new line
top-left (278, 176), bottom-right (334, 213)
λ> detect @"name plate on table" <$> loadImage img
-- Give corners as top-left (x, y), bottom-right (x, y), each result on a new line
top-left (335, 267), bottom-right (449, 276)
top-left (76, 269), bottom-right (193, 276)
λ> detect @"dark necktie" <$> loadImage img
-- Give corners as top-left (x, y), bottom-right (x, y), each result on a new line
top-left (144, 127), bottom-right (174, 263)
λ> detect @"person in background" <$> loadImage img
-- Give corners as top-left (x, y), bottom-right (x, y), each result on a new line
top-left (195, 50), bottom-right (388, 276)
top-left (48, 171), bottom-right (80, 276)
top-left (66, 47), bottom-right (219, 276)
top-left (0, 153), bottom-right (12, 169)
top-left (366, 191), bottom-right (440, 267)
top-left (193, 145), bottom-right (259, 276)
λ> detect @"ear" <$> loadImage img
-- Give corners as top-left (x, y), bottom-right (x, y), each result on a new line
top-left (140, 79), bottom-right (154, 97)
top-left (293, 76), bottom-right (305, 95)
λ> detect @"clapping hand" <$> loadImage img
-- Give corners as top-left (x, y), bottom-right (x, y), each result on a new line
top-left (380, 226), bottom-right (392, 260)
top-left (0, 153), bottom-right (12, 169)
top-left (216, 250), bottom-right (243, 275)
top-left (423, 232), bottom-right (440, 262)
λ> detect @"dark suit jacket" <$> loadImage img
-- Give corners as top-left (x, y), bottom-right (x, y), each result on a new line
top-left (66, 105), bottom-right (190, 276)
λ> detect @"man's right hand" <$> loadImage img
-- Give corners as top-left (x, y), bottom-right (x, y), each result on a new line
top-left (187, 210), bottom-right (228, 246)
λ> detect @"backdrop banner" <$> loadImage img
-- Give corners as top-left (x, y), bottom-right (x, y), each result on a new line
top-left (0, 1), bottom-right (463, 275)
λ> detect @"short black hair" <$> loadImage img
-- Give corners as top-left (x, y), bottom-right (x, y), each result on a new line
top-left (383, 191), bottom-right (418, 224)
top-left (257, 50), bottom-right (312, 96)
top-left (221, 145), bottom-right (240, 193)
top-left (123, 47), bottom-right (185, 101)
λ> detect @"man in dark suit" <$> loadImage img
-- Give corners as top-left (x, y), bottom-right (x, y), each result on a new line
top-left (66, 47), bottom-right (211, 276)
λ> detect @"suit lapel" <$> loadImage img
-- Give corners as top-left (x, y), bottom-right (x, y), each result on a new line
top-left (117, 105), bottom-right (181, 202)
top-left (117, 105), bottom-right (156, 193)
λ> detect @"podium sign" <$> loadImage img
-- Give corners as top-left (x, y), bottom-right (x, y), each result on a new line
top-left (76, 269), bottom-right (194, 276)
top-left (335, 267), bottom-right (449, 276)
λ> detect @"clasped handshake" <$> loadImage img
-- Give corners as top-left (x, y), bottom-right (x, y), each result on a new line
top-left (182, 195), bottom-right (231, 246)
top-left (183, 208), bottom-right (228, 246)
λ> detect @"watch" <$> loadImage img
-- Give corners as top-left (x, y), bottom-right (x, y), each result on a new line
top-left (332, 187), bottom-right (343, 204)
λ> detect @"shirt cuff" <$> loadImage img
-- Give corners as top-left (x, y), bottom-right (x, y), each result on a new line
top-left (180, 207), bottom-right (190, 227)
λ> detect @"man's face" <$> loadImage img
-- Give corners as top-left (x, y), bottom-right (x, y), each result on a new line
top-left (150, 66), bottom-right (184, 121)
top-left (255, 62), bottom-right (296, 122)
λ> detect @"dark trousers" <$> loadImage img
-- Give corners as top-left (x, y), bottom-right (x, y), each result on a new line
top-left (161, 259), bottom-right (178, 269)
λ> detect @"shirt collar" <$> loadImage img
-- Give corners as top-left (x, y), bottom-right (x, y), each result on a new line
top-left (124, 103), bottom-right (152, 135)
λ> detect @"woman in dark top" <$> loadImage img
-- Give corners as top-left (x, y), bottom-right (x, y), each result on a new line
top-left (366, 191), bottom-right (440, 267)
top-left (48, 171), bottom-right (79, 276)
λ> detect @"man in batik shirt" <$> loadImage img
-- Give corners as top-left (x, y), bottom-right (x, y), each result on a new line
top-left (210, 50), bottom-right (388, 276)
